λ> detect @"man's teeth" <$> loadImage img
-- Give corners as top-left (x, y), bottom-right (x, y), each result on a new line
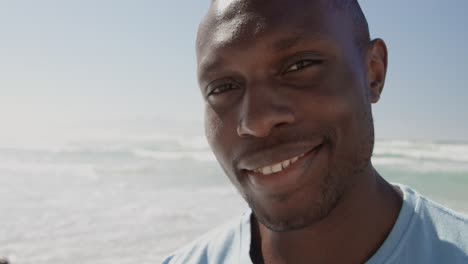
top-left (253, 153), bottom-right (305, 175)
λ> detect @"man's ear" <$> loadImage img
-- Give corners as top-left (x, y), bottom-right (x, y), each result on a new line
top-left (366, 38), bottom-right (388, 103)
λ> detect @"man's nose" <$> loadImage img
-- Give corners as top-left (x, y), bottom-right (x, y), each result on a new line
top-left (236, 86), bottom-right (295, 138)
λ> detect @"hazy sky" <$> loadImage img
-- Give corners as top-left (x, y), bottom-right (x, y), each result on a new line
top-left (0, 0), bottom-right (467, 144)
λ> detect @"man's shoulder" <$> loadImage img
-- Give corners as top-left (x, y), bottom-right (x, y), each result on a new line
top-left (416, 192), bottom-right (468, 242)
top-left (396, 185), bottom-right (468, 262)
top-left (368, 184), bottom-right (468, 264)
top-left (162, 211), bottom-right (250, 264)
top-left (400, 184), bottom-right (468, 229)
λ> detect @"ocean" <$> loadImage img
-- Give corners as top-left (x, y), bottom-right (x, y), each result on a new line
top-left (1, 132), bottom-right (467, 263)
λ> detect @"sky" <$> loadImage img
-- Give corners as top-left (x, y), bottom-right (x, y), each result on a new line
top-left (0, 0), bottom-right (467, 145)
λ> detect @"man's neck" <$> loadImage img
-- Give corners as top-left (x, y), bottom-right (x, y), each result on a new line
top-left (251, 167), bottom-right (403, 264)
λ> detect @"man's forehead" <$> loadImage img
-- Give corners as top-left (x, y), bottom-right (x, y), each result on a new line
top-left (198, 0), bottom-right (269, 52)
top-left (206, 12), bottom-right (267, 50)
top-left (210, 0), bottom-right (327, 17)
top-left (197, 0), bottom-right (331, 56)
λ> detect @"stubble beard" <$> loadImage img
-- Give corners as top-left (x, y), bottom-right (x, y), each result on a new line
top-left (246, 169), bottom-right (346, 232)
top-left (245, 108), bottom-right (375, 233)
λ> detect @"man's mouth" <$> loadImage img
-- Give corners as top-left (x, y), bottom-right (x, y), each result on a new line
top-left (242, 142), bottom-right (326, 193)
top-left (251, 152), bottom-right (305, 175)
top-left (247, 143), bottom-right (324, 176)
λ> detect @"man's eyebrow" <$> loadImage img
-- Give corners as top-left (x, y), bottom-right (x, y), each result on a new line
top-left (198, 33), bottom-right (326, 80)
top-left (271, 33), bottom-right (325, 53)
top-left (198, 57), bottom-right (226, 81)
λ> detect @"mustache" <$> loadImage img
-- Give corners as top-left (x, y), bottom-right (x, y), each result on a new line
top-left (231, 127), bottom-right (335, 167)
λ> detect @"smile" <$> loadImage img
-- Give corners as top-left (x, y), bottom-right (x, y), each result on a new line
top-left (251, 152), bottom-right (306, 175)
top-left (247, 143), bottom-right (324, 176)
top-left (244, 143), bottom-right (326, 193)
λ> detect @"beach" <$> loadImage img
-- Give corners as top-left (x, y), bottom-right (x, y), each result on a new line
top-left (0, 133), bottom-right (467, 263)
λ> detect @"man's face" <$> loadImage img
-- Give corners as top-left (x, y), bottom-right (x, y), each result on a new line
top-left (197, 0), bottom-right (376, 232)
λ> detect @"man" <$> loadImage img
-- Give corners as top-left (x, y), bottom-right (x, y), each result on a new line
top-left (163, 0), bottom-right (468, 263)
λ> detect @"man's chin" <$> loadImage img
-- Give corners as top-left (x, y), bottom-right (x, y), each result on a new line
top-left (257, 213), bottom-right (319, 233)
top-left (252, 204), bottom-right (331, 233)
top-left (246, 185), bottom-right (344, 232)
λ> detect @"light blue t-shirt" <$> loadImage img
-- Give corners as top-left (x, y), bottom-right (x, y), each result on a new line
top-left (163, 184), bottom-right (468, 263)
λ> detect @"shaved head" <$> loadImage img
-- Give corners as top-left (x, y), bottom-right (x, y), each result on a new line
top-left (328, 0), bottom-right (370, 52)
top-left (198, 0), bottom-right (370, 57)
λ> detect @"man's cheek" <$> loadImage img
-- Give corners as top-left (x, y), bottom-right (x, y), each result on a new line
top-left (313, 95), bottom-right (357, 157)
top-left (205, 108), bottom-right (233, 167)
top-left (205, 107), bottom-right (223, 144)
top-left (310, 94), bottom-right (355, 127)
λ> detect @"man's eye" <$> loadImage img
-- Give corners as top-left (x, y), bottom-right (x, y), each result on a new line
top-left (284, 59), bottom-right (322, 74)
top-left (208, 83), bottom-right (237, 96)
